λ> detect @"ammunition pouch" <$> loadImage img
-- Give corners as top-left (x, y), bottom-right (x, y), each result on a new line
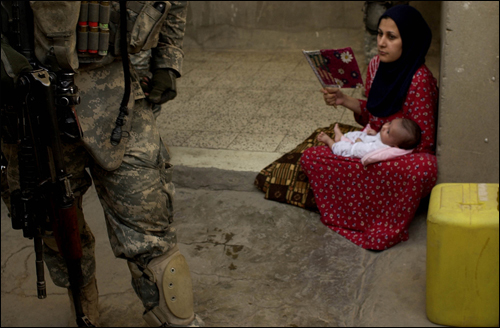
top-left (111, 1), bottom-right (170, 54)
top-left (30, 1), bottom-right (81, 72)
top-left (29, 1), bottom-right (170, 72)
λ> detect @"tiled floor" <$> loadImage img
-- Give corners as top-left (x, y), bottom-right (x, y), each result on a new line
top-left (157, 49), bottom-right (440, 171)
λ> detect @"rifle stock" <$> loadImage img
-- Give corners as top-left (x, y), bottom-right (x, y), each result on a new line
top-left (12, 70), bottom-right (94, 327)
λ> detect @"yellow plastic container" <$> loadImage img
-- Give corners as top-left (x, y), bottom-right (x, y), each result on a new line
top-left (426, 183), bottom-right (499, 327)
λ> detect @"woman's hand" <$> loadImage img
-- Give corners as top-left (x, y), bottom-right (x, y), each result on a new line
top-left (321, 87), bottom-right (362, 116)
top-left (321, 88), bottom-right (344, 107)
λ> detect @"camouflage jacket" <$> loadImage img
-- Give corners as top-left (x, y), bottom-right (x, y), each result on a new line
top-left (74, 1), bottom-right (188, 170)
top-left (2, 1), bottom-right (187, 170)
top-left (116, 1), bottom-right (188, 78)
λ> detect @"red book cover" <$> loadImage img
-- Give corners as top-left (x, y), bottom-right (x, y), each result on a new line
top-left (303, 47), bottom-right (364, 89)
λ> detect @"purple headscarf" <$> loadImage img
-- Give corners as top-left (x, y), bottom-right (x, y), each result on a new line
top-left (366, 5), bottom-right (432, 118)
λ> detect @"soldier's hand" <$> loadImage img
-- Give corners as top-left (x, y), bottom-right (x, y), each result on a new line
top-left (146, 69), bottom-right (177, 105)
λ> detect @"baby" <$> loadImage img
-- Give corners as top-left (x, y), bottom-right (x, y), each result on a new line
top-left (317, 118), bottom-right (421, 158)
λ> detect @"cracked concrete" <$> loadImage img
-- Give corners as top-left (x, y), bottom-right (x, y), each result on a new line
top-left (1, 166), bottom-right (441, 327)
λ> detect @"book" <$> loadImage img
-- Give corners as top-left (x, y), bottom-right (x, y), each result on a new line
top-left (302, 47), bottom-right (364, 89)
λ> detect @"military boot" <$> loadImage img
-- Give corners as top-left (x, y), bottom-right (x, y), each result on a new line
top-left (186, 314), bottom-right (205, 327)
top-left (175, 314), bottom-right (204, 327)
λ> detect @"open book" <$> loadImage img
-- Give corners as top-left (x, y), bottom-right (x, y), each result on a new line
top-left (303, 47), bottom-right (364, 89)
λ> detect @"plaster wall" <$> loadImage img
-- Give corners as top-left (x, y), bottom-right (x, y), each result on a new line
top-left (184, 1), bottom-right (441, 53)
top-left (184, 1), bottom-right (366, 52)
top-left (437, 1), bottom-right (499, 183)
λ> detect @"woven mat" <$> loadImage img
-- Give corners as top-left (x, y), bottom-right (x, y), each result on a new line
top-left (254, 123), bottom-right (360, 211)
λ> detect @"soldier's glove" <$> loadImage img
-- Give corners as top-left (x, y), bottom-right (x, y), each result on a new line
top-left (1, 38), bottom-right (33, 104)
top-left (142, 68), bottom-right (177, 105)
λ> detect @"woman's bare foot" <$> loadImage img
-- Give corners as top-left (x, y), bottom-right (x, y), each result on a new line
top-left (333, 124), bottom-right (343, 142)
top-left (317, 132), bottom-right (335, 149)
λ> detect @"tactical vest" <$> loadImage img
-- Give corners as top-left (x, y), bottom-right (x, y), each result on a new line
top-left (29, 1), bottom-right (169, 72)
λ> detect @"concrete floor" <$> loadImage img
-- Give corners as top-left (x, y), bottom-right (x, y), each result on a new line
top-left (1, 48), bottom-right (443, 327)
top-left (165, 48), bottom-right (440, 172)
top-left (165, 49), bottom-right (368, 173)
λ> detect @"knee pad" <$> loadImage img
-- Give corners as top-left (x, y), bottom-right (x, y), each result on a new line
top-left (142, 246), bottom-right (195, 327)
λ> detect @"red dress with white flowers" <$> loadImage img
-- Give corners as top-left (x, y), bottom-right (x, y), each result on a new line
top-left (300, 56), bottom-right (439, 250)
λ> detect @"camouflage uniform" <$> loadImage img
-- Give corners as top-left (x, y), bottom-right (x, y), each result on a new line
top-left (1, 1), bottom-right (198, 326)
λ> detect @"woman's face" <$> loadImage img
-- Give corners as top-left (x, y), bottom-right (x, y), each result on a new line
top-left (377, 18), bottom-right (403, 63)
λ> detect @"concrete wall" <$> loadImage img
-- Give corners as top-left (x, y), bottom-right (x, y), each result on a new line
top-left (184, 1), bottom-right (365, 52)
top-left (437, 1), bottom-right (499, 183)
top-left (184, 1), bottom-right (441, 53)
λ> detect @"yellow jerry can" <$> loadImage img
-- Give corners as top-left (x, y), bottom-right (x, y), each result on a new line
top-left (426, 183), bottom-right (499, 327)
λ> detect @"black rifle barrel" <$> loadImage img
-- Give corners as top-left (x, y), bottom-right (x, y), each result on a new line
top-left (18, 71), bottom-right (94, 327)
top-left (10, 2), bottom-right (92, 326)
top-left (34, 235), bottom-right (47, 299)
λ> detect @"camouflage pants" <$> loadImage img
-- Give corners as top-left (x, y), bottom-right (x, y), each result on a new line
top-left (1, 99), bottom-right (176, 311)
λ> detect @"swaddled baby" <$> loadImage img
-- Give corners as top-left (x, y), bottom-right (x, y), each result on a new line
top-left (317, 118), bottom-right (421, 159)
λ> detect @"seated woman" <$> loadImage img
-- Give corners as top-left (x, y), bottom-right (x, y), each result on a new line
top-left (255, 5), bottom-right (438, 250)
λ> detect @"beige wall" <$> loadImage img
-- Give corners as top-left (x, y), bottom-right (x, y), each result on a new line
top-left (437, 1), bottom-right (499, 183)
top-left (187, 1), bottom-right (364, 30)
top-left (185, 1), bottom-right (365, 51)
top-left (185, 1), bottom-right (441, 53)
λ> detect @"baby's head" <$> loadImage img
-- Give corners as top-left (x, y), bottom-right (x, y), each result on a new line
top-left (380, 118), bottom-right (421, 149)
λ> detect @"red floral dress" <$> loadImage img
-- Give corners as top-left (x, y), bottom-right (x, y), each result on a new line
top-left (301, 56), bottom-right (439, 250)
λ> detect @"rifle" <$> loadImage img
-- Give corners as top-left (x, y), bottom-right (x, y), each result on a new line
top-left (8, 1), bottom-right (93, 326)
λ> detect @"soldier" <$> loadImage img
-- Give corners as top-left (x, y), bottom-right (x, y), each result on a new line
top-left (1, 1), bottom-right (203, 326)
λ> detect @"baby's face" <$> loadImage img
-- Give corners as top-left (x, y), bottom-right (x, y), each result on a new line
top-left (380, 118), bottom-right (407, 147)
